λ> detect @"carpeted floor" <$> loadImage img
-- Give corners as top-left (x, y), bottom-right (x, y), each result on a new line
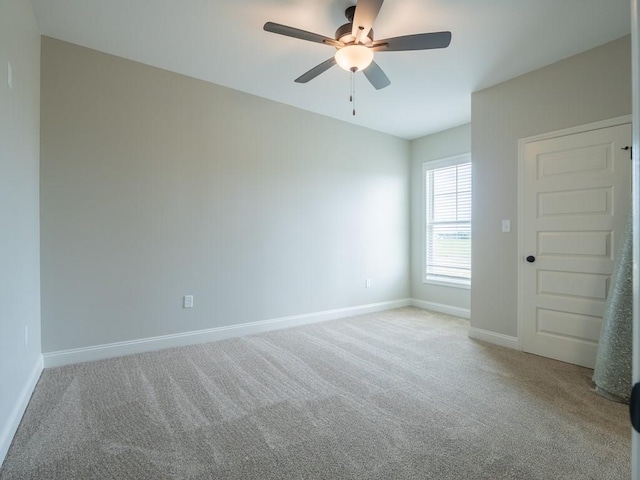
top-left (0, 307), bottom-right (631, 479)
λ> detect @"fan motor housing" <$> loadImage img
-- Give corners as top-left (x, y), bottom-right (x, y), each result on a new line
top-left (335, 23), bottom-right (374, 45)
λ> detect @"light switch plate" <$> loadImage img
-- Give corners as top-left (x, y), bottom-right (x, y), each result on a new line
top-left (7, 62), bottom-right (12, 89)
top-left (502, 219), bottom-right (511, 233)
top-left (183, 295), bottom-right (194, 309)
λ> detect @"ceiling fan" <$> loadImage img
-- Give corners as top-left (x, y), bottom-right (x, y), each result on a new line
top-left (263, 0), bottom-right (452, 91)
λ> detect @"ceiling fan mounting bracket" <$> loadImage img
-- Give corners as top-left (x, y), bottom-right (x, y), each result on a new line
top-left (345, 5), bottom-right (356, 22)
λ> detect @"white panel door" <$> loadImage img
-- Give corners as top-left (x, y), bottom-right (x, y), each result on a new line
top-left (522, 123), bottom-right (632, 368)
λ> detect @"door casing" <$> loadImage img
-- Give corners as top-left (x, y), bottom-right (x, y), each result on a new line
top-left (631, 0), bottom-right (639, 476)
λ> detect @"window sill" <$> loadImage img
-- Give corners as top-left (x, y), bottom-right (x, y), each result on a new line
top-left (423, 278), bottom-right (471, 290)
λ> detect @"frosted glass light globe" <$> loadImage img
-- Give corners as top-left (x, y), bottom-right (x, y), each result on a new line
top-left (334, 45), bottom-right (374, 72)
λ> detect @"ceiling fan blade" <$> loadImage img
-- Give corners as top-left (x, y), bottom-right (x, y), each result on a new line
top-left (264, 22), bottom-right (342, 47)
top-left (363, 61), bottom-right (390, 90)
top-left (372, 31), bottom-right (452, 52)
top-left (352, 0), bottom-right (384, 43)
top-left (295, 58), bottom-right (337, 83)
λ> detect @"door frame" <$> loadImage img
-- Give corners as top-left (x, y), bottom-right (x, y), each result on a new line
top-left (516, 114), bottom-right (633, 351)
top-left (631, 0), bottom-right (639, 477)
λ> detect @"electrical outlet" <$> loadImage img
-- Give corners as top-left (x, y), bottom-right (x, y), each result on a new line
top-left (24, 326), bottom-right (28, 346)
top-left (365, 278), bottom-right (371, 288)
top-left (183, 295), bottom-right (194, 309)
top-left (7, 62), bottom-right (12, 89)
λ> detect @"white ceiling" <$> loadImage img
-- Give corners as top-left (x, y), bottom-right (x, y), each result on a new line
top-left (31, 0), bottom-right (631, 139)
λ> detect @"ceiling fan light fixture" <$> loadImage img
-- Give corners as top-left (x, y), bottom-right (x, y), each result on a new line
top-left (263, 0), bottom-right (452, 89)
top-left (334, 45), bottom-right (374, 72)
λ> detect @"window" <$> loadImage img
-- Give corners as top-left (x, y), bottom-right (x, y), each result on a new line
top-left (423, 154), bottom-right (471, 287)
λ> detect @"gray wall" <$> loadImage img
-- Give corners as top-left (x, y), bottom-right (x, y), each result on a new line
top-left (471, 35), bottom-right (632, 337)
top-left (0, 0), bottom-right (41, 458)
top-left (410, 124), bottom-right (471, 310)
top-left (40, 37), bottom-right (410, 353)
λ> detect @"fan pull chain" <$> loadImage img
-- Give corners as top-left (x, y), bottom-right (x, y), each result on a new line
top-left (349, 69), bottom-right (353, 104)
top-left (350, 67), bottom-right (357, 116)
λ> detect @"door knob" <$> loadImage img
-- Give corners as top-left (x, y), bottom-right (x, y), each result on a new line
top-left (526, 255), bottom-right (536, 263)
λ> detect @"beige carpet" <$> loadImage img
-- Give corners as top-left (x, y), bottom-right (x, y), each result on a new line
top-left (0, 307), bottom-right (631, 479)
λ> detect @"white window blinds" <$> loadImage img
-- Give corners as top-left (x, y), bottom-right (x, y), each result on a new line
top-left (425, 160), bottom-right (471, 285)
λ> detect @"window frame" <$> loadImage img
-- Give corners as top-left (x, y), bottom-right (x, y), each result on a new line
top-left (422, 153), bottom-right (472, 289)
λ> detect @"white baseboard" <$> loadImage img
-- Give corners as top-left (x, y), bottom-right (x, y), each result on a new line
top-left (468, 327), bottom-right (520, 350)
top-left (0, 355), bottom-right (43, 466)
top-left (43, 299), bottom-right (413, 368)
top-left (411, 299), bottom-right (470, 319)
